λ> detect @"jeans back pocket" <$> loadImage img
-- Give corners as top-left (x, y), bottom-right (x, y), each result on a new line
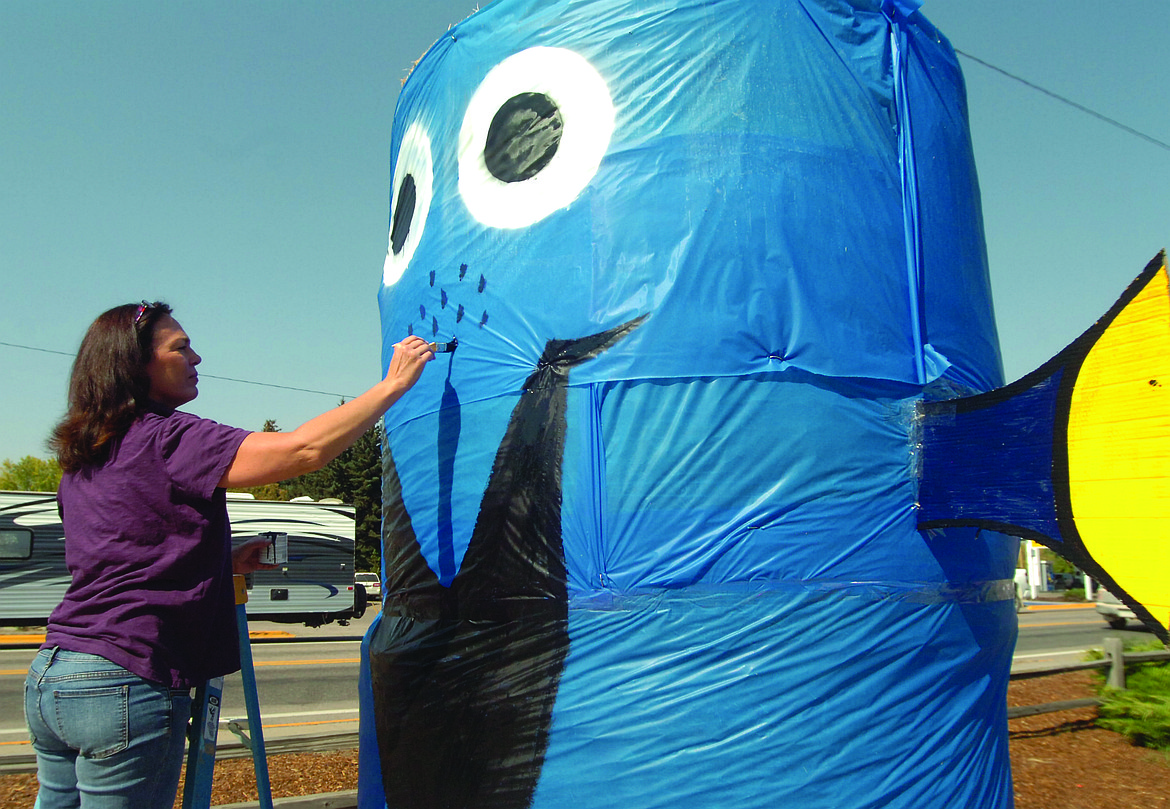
top-left (54, 685), bottom-right (130, 759)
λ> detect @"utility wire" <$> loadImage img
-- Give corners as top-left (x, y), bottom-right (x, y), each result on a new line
top-left (955, 49), bottom-right (1170, 154)
top-left (0, 341), bottom-right (73, 358)
top-left (196, 374), bottom-right (354, 399)
top-left (0, 340), bottom-right (355, 400)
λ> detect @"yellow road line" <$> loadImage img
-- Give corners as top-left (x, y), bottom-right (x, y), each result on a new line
top-left (1, 630), bottom-right (296, 645)
top-left (253, 659), bottom-right (359, 666)
top-left (260, 717), bottom-right (360, 729)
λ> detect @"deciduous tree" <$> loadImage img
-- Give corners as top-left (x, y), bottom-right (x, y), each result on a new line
top-left (0, 455), bottom-right (62, 492)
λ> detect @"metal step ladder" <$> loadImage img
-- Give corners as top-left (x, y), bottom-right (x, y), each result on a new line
top-left (182, 574), bottom-right (274, 809)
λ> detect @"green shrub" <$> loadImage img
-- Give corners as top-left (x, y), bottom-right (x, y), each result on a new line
top-left (1097, 692), bottom-right (1170, 750)
top-left (1094, 640), bottom-right (1170, 751)
top-left (1063, 588), bottom-right (1086, 602)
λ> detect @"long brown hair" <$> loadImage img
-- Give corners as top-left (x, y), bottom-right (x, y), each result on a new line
top-left (49, 301), bottom-right (172, 472)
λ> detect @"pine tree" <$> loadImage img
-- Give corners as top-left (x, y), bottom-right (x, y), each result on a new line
top-left (344, 424), bottom-right (383, 573)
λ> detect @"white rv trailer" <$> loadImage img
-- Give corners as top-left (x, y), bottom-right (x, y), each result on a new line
top-left (0, 490), bottom-right (366, 627)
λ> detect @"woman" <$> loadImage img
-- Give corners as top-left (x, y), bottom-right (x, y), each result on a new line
top-left (24, 301), bottom-right (433, 809)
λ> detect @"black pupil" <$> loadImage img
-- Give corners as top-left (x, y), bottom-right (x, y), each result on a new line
top-left (390, 174), bottom-right (416, 255)
top-left (484, 92), bottom-right (563, 183)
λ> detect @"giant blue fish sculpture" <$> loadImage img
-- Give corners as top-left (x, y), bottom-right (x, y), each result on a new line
top-left (357, 1), bottom-right (1166, 807)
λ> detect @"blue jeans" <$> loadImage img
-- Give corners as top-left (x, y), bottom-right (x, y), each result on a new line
top-left (24, 648), bottom-right (193, 809)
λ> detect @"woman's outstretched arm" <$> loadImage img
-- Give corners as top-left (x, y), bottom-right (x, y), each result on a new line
top-left (219, 335), bottom-right (434, 488)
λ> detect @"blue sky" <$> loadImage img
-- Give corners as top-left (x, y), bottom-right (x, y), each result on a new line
top-left (1, 1), bottom-right (1167, 463)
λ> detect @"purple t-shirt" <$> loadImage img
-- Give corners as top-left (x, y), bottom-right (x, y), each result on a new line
top-left (45, 407), bottom-right (250, 688)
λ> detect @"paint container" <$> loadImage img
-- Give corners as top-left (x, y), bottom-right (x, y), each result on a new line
top-left (259, 532), bottom-right (288, 565)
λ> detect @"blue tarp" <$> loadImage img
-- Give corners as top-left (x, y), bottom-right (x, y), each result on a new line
top-left (360, 1), bottom-right (1016, 806)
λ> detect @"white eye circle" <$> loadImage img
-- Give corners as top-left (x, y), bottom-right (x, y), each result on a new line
top-left (383, 122), bottom-right (433, 286)
top-left (458, 47), bottom-right (614, 229)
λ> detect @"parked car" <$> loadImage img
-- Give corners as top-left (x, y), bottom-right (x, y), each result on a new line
top-left (1013, 569), bottom-right (1028, 612)
top-left (355, 571), bottom-right (382, 600)
top-left (1096, 585), bottom-right (1136, 630)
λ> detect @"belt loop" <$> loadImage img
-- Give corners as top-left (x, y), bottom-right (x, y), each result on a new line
top-left (35, 646), bottom-right (61, 685)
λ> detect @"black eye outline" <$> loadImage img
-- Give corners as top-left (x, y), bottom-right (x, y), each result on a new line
top-left (383, 122), bottom-right (434, 286)
top-left (458, 46), bottom-right (614, 230)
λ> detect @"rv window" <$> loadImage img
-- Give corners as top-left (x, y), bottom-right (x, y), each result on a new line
top-left (0, 529), bottom-right (33, 561)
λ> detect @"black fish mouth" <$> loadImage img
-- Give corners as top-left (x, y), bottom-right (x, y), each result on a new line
top-left (372, 314), bottom-right (646, 809)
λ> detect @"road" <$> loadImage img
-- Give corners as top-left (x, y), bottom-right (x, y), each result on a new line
top-left (1012, 600), bottom-right (1153, 671)
top-left (0, 608), bottom-right (376, 768)
top-left (1, 600), bottom-right (1156, 770)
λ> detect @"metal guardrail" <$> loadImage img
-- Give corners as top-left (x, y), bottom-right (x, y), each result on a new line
top-left (213, 790), bottom-right (357, 809)
top-left (1007, 638), bottom-right (1170, 719)
top-left (1008, 697), bottom-right (1102, 719)
top-left (221, 732), bottom-right (360, 759)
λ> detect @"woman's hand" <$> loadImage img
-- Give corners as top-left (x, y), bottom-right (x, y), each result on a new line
top-left (383, 334), bottom-right (435, 394)
top-left (232, 537), bottom-right (280, 575)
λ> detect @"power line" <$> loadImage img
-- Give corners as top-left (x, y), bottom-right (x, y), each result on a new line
top-left (197, 374), bottom-right (354, 399)
top-left (955, 49), bottom-right (1170, 154)
top-left (0, 341), bottom-right (74, 358)
top-left (0, 340), bottom-right (355, 400)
